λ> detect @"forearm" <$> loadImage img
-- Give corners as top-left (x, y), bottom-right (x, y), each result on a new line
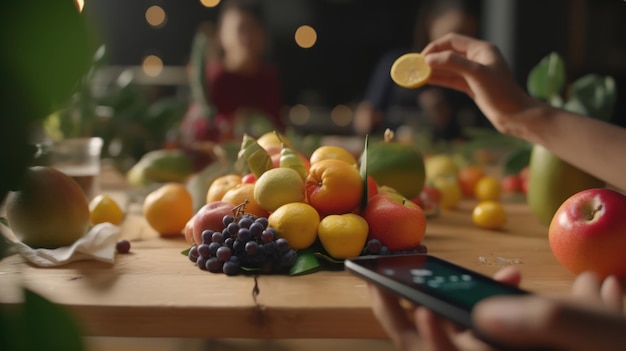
top-left (515, 103), bottom-right (626, 191)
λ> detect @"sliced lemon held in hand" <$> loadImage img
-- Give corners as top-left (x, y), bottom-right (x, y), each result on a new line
top-left (390, 53), bottom-right (431, 89)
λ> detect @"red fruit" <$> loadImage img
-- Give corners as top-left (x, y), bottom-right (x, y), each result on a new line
top-left (367, 175), bottom-right (379, 200)
top-left (362, 192), bottom-right (426, 252)
top-left (519, 167), bottom-right (530, 194)
top-left (501, 174), bottom-right (523, 194)
top-left (241, 173), bottom-right (257, 184)
top-left (191, 201), bottom-right (234, 245)
top-left (549, 188), bottom-right (626, 279)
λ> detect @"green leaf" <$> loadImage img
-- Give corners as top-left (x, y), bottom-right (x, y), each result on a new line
top-left (240, 266), bottom-right (262, 273)
top-left (313, 252), bottom-right (345, 265)
top-left (22, 288), bottom-right (86, 351)
top-left (359, 134), bottom-right (369, 212)
top-left (567, 74), bottom-right (616, 121)
top-left (0, 217), bottom-right (7, 227)
top-left (181, 248), bottom-right (191, 256)
top-left (527, 52), bottom-right (566, 100)
top-left (502, 146), bottom-right (532, 175)
top-left (289, 251), bottom-right (321, 276)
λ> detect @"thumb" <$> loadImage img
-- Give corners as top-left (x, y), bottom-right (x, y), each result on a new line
top-left (473, 296), bottom-right (626, 351)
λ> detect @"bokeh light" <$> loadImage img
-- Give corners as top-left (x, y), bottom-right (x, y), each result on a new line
top-left (294, 25), bottom-right (317, 48)
top-left (289, 104), bottom-right (310, 125)
top-left (145, 5), bottom-right (167, 28)
top-left (74, 0), bottom-right (85, 12)
top-left (330, 105), bottom-right (353, 126)
top-left (142, 55), bottom-right (163, 77)
top-left (200, 0), bottom-right (221, 8)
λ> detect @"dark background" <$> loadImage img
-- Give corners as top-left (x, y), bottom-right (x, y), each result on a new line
top-left (82, 0), bottom-right (626, 127)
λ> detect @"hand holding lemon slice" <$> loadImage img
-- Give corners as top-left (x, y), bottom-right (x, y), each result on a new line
top-left (390, 53), bottom-right (431, 89)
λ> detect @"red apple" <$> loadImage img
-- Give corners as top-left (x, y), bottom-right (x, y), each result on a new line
top-left (501, 174), bottom-right (523, 194)
top-left (366, 175), bottom-right (378, 200)
top-left (241, 173), bottom-right (256, 184)
top-left (191, 201), bottom-right (234, 245)
top-left (362, 192), bottom-right (427, 252)
top-left (549, 188), bottom-right (626, 279)
top-left (519, 167), bottom-right (530, 194)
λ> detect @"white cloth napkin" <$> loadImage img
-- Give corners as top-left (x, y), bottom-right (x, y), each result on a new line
top-left (11, 223), bottom-right (121, 267)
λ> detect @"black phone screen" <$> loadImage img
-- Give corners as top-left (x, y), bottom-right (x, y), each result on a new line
top-left (350, 254), bottom-right (528, 311)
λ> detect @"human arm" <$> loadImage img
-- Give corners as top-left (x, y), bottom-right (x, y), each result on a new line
top-left (368, 267), bottom-right (626, 351)
top-left (421, 33), bottom-right (626, 191)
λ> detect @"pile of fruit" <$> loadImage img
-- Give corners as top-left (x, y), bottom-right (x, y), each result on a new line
top-left (138, 130), bottom-right (430, 275)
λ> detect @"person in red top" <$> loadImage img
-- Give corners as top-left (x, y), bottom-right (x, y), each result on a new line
top-left (180, 0), bottom-right (284, 169)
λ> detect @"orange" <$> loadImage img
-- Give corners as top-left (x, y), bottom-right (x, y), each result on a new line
top-left (458, 166), bottom-right (486, 198)
top-left (390, 53), bottom-right (431, 89)
top-left (206, 174), bottom-right (242, 203)
top-left (472, 201), bottom-right (507, 230)
top-left (221, 183), bottom-right (269, 218)
top-left (268, 202), bottom-right (320, 249)
top-left (475, 176), bottom-right (501, 201)
top-left (89, 194), bottom-right (124, 225)
top-left (309, 145), bottom-right (357, 166)
top-left (305, 159), bottom-right (363, 217)
top-left (143, 183), bottom-right (194, 236)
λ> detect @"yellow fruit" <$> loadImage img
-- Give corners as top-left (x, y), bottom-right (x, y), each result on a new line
top-left (472, 201), bottom-right (507, 230)
top-left (6, 166), bottom-right (90, 249)
top-left (432, 175), bottom-right (462, 210)
top-left (425, 154), bottom-right (459, 182)
top-left (206, 174), bottom-right (242, 203)
top-left (254, 168), bottom-right (305, 212)
top-left (309, 145), bottom-right (357, 166)
top-left (143, 183), bottom-right (194, 236)
top-left (221, 183), bottom-right (269, 218)
top-left (89, 194), bottom-right (124, 225)
top-left (268, 202), bottom-right (320, 249)
top-left (475, 176), bottom-right (501, 201)
top-left (257, 131), bottom-right (293, 150)
top-left (318, 213), bottom-right (368, 259)
top-left (390, 53), bottom-right (432, 89)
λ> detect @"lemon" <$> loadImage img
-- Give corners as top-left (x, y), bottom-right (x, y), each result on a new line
top-left (390, 53), bottom-right (432, 89)
top-left (432, 175), bottom-right (462, 210)
top-left (254, 168), bottom-right (305, 212)
top-left (89, 194), bottom-right (124, 225)
top-left (475, 176), bottom-right (501, 201)
top-left (425, 154), bottom-right (459, 182)
top-left (318, 213), bottom-right (368, 259)
top-left (268, 202), bottom-right (320, 249)
top-left (472, 201), bottom-right (507, 230)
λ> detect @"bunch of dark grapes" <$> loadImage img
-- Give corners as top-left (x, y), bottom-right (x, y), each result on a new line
top-left (187, 213), bottom-right (297, 276)
top-left (363, 238), bottom-right (428, 256)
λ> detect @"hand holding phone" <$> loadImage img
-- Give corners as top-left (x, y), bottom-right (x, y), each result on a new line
top-left (345, 254), bottom-right (552, 351)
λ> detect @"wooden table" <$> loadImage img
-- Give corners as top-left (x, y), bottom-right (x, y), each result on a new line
top-left (0, 182), bottom-right (576, 339)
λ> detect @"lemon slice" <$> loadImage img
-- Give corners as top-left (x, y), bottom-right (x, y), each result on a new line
top-left (390, 53), bottom-right (431, 89)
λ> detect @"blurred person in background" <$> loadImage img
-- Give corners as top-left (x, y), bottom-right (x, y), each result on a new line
top-left (179, 0), bottom-right (284, 169)
top-left (354, 0), bottom-right (484, 142)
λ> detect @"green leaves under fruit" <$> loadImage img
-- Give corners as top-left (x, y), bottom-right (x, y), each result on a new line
top-left (289, 251), bottom-right (320, 276)
top-left (180, 247), bottom-right (191, 256)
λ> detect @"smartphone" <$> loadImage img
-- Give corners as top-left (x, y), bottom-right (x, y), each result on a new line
top-left (345, 254), bottom-right (542, 350)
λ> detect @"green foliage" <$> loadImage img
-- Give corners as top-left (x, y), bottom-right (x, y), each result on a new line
top-left (527, 52), bottom-right (617, 120)
top-left (527, 52), bottom-right (566, 103)
top-left (1, 289), bottom-right (85, 351)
